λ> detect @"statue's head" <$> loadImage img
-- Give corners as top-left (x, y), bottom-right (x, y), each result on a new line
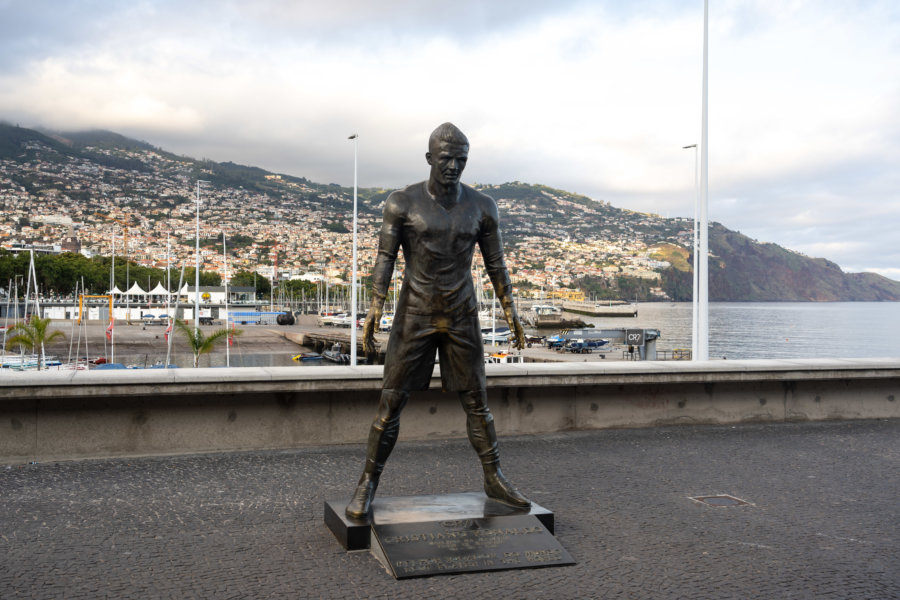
top-left (428, 122), bottom-right (469, 152)
top-left (426, 123), bottom-right (469, 187)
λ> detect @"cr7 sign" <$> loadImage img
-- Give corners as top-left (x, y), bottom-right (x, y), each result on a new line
top-left (625, 329), bottom-right (645, 346)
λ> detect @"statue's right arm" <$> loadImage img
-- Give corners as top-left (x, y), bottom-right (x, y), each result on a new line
top-left (363, 193), bottom-right (404, 353)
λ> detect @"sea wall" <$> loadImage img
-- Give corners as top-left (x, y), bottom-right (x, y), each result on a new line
top-left (1, 358), bottom-right (898, 464)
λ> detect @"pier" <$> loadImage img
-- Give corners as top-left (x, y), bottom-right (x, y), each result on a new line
top-left (561, 301), bottom-right (638, 317)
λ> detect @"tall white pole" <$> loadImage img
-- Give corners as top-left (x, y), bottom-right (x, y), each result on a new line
top-left (166, 234), bottom-right (171, 317)
top-left (195, 180), bottom-right (206, 333)
top-left (698, 0), bottom-right (710, 360)
top-left (110, 233), bottom-right (115, 294)
top-left (349, 133), bottom-right (359, 366)
top-left (195, 181), bottom-right (201, 332)
top-left (110, 234), bottom-right (115, 364)
top-left (683, 144), bottom-right (699, 359)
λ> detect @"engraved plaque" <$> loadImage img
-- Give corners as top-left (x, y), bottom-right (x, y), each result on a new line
top-left (372, 514), bottom-right (575, 578)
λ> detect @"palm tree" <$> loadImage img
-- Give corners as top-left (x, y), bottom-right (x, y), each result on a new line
top-left (4, 316), bottom-right (66, 370)
top-left (172, 319), bottom-right (241, 367)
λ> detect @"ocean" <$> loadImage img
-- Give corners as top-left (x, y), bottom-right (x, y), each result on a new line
top-left (575, 302), bottom-right (900, 360)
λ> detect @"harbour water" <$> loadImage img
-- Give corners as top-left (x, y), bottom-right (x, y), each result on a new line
top-left (576, 302), bottom-right (900, 360)
top-left (14, 302), bottom-right (895, 369)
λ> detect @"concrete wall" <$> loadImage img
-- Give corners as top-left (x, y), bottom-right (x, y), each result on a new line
top-left (1, 358), bottom-right (898, 464)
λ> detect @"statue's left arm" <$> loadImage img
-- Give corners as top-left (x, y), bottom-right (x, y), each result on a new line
top-left (477, 194), bottom-right (526, 350)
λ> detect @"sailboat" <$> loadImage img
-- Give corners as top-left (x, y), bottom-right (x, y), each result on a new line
top-left (1, 250), bottom-right (61, 370)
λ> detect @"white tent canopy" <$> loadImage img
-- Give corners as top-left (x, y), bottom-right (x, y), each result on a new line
top-left (124, 282), bottom-right (147, 296)
top-left (149, 282), bottom-right (170, 295)
top-left (109, 286), bottom-right (123, 295)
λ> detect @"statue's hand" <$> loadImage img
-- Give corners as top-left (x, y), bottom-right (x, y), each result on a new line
top-left (506, 309), bottom-right (526, 351)
top-left (362, 307), bottom-right (382, 354)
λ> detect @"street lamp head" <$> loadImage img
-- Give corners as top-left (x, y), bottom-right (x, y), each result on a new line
top-left (348, 134), bottom-right (358, 140)
top-left (683, 144), bottom-right (697, 149)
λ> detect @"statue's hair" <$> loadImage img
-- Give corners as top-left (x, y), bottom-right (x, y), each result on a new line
top-left (429, 122), bottom-right (469, 149)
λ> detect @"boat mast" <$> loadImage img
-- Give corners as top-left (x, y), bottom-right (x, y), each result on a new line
top-left (23, 249), bottom-right (34, 320)
top-left (224, 230), bottom-right (230, 368)
top-left (166, 264), bottom-right (187, 369)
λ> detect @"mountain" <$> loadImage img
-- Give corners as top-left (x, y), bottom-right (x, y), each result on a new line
top-left (469, 182), bottom-right (900, 301)
top-left (705, 225), bottom-right (900, 301)
top-left (0, 123), bottom-right (76, 160)
top-left (1, 123), bottom-right (898, 302)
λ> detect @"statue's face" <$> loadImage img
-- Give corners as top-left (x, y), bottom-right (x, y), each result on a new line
top-left (427, 141), bottom-right (469, 186)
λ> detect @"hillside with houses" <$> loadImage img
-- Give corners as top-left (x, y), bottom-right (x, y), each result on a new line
top-left (2, 123), bottom-right (898, 302)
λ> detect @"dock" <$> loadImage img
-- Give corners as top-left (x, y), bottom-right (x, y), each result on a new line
top-left (561, 301), bottom-right (638, 317)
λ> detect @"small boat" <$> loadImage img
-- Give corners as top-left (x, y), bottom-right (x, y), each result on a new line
top-left (562, 338), bottom-right (611, 354)
top-left (0, 354), bottom-right (62, 370)
top-left (321, 343), bottom-right (350, 364)
top-left (531, 304), bottom-right (564, 328)
top-left (54, 359), bottom-right (89, 371)
top-left (485, 352), bottom-right (524, 364)
top-left (482, 327), bottom-right (511, 345)
top-left (293, 352), bottom-right (324, 362)
top-left (545, 334), bottom-right (565, 350)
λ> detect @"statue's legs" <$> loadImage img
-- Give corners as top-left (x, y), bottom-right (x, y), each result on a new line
top-left (345, 389), bottom-right (408, 519)
top-left (459, 390), bottom-right (531, 508)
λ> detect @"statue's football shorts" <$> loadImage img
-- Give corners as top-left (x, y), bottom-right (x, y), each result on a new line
top-left (382, 310), bottom-right (485, 392)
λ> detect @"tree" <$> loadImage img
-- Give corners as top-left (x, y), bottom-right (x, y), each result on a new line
top-left (325, 220), bottom-right (349, 233)
top-left (4, 316), bottom-right (66, 370)
top-left (281, 278), bottom-right (317, 297)
top-left (172, 319), bottom-right (241, 367)
top-left (183, 267), bottom-right (221, 287)
top-left (231, 270), bottom-right (270, 298)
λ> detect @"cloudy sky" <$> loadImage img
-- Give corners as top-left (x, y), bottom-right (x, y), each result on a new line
top-left (2, 0), bottom-right (898, 279)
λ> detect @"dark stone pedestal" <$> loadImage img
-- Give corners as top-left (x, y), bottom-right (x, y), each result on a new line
top-left (325, 491), bottom-right (555, 551)
top-left (324, 492), bottom-right (574, 578)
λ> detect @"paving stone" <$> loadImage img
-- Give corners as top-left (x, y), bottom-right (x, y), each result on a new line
top-left (0, 419), bottom-right (897, 599)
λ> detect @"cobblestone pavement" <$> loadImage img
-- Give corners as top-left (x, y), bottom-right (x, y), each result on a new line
top-left (2, 419), bottom-right (898, 599)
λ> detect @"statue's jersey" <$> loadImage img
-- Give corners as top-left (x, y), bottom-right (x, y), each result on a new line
top-left (371, 182), bottom-right (512, 318)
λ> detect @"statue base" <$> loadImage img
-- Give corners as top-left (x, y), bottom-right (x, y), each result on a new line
top-left (324, 492), bottom-right (574, 578)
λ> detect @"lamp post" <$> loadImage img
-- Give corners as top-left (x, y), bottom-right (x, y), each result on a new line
top-left (166, 233), bottom-right (171, 318)
top-left (698, 0), bottom-right (710, 360)
top-left (348, 133), bottom-right (359, 366)
top-left (683, 143), bottom-right (699, 360)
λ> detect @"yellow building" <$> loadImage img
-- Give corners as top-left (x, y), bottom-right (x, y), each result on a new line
top-left (548, 289), bottom-right (585, 302)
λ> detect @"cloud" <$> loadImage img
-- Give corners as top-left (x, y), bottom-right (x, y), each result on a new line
top-left (0, 0), bottom-right (898, 277)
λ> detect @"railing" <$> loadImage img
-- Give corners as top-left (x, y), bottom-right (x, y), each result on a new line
top-left (621, 348), bottom-right (692, 361)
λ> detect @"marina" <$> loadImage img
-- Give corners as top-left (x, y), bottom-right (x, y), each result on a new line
top-left (3, 302), bottom-right (898, 371)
